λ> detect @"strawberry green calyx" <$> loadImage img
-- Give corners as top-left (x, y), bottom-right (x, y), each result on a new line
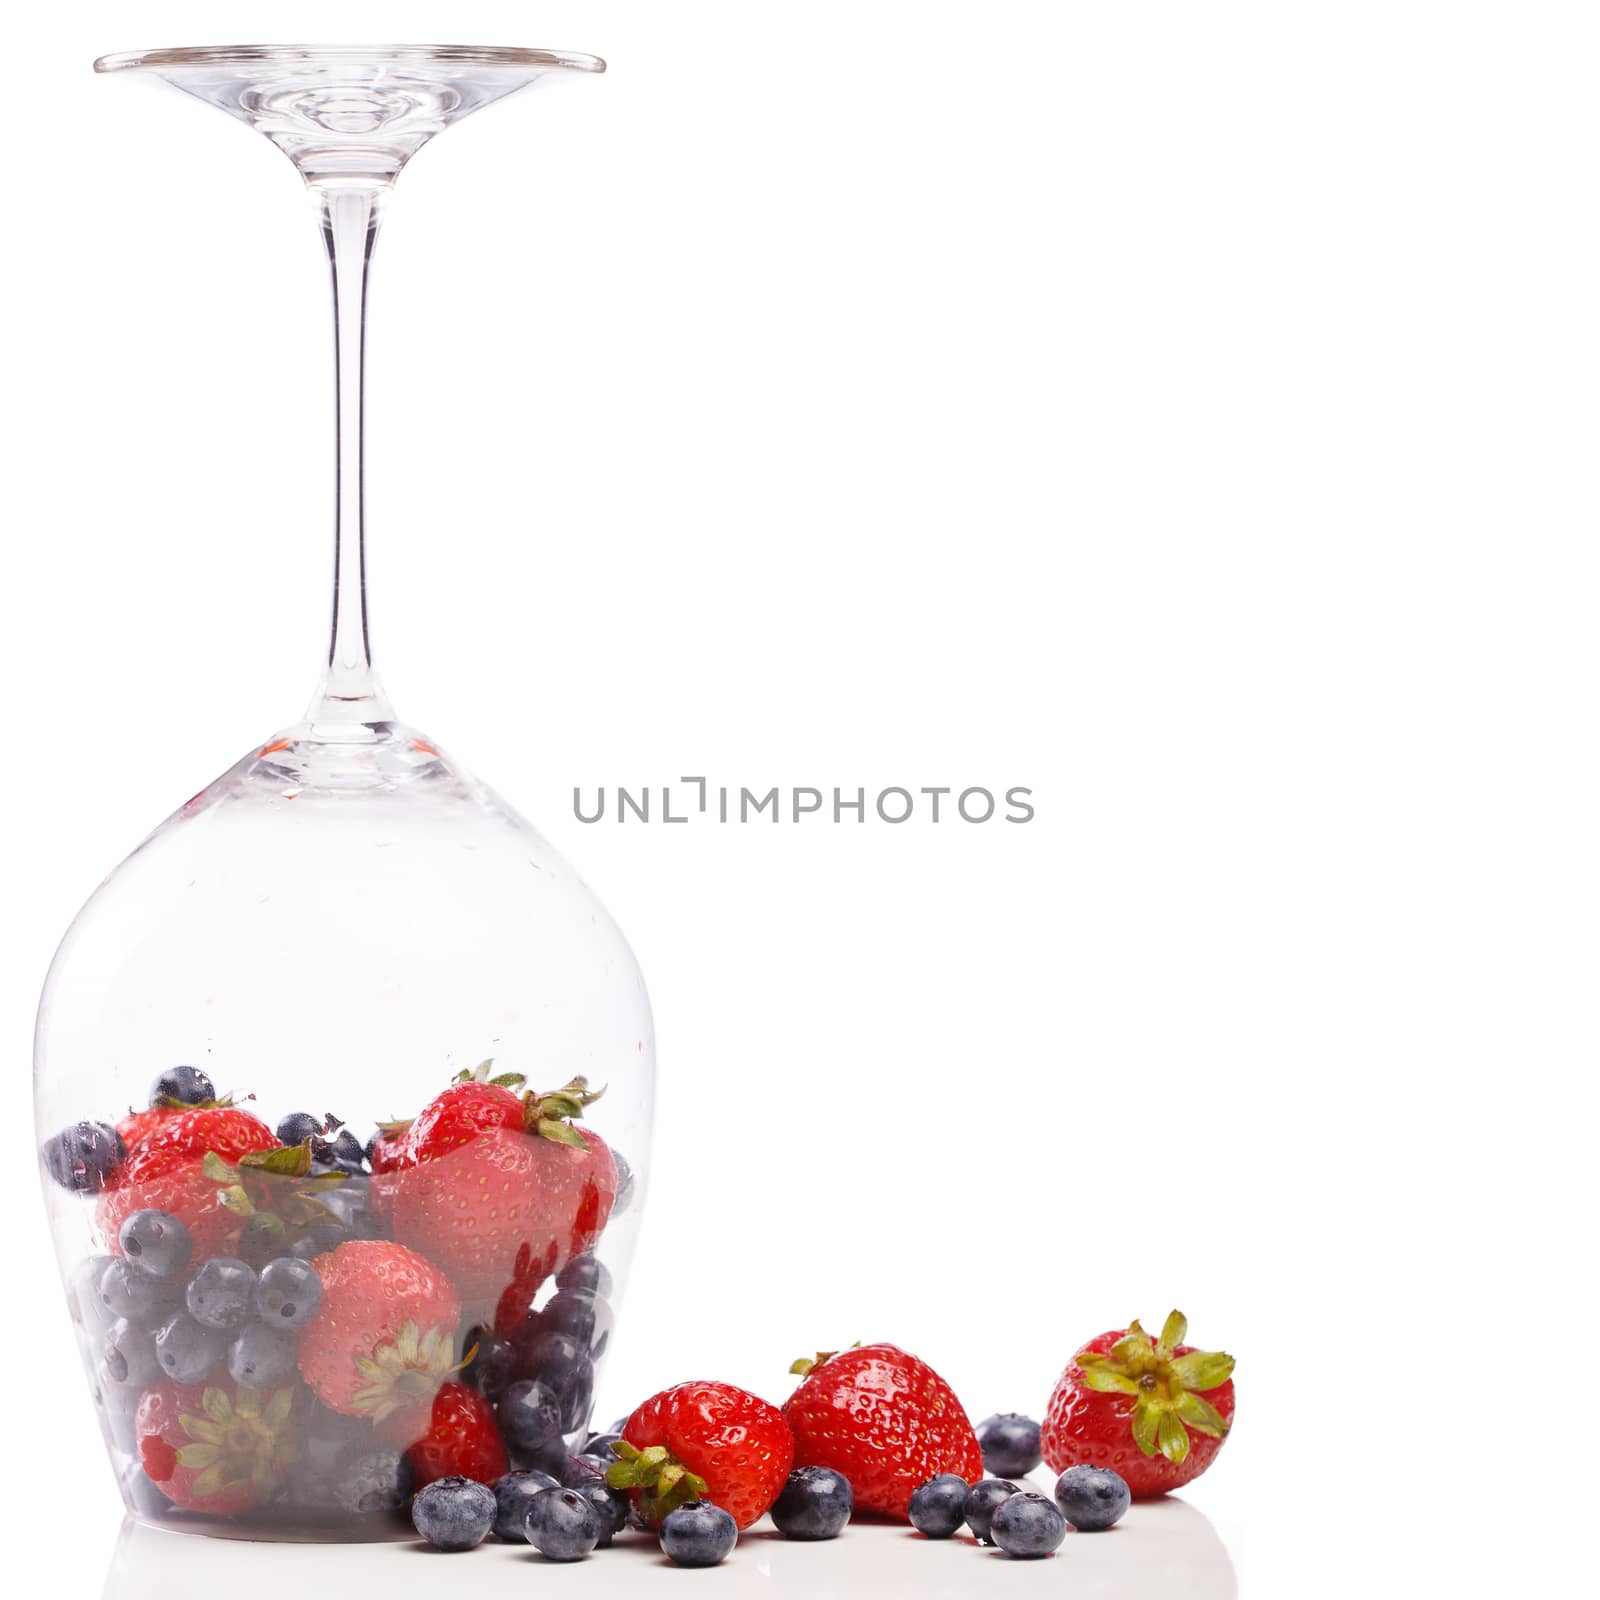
top-left (1075, 1310), bottom-right (1235, 1466)
top-left (350, 1319), bottom-right (470, 1424)
top-left (788, 1341), bottom-right (861, 1377)
top-left (452, 1058), bottom-right (528, 1092)
top-left (522, 1075), bottom-right (606, 1150)
top-left (605, 1438), bottom-right (709, 1523)
top-left (200, 1141), bottom-right (349, 1245)
top-left (174, 1385), bottom-right (297, 1500)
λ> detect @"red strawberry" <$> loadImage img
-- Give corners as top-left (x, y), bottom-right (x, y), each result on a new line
top-left (297, 1240), bottom-right (464, 1436)
top-left (136, 1379), bottom-right (298, 1514)
top-left (782, 1343), bottom-right (982, 1520)
top-left (1040, 1310), bottom-right (1235, 1499)
top-left (400, 1380), bottom-right (509, 1489)
top-left (114, 1090), bottom-right (240, 1168)
top-left (389, 1072), bottom-right (617, 1311)
top-left (97, 1107), bottom-right (278, 1259)
top-left (607, 1381), bottom-right (794, 1530)
top-left (366, 1119), bottom-right (414, 1226)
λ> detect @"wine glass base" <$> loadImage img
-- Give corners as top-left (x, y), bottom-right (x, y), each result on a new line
top-left (95, 44), bottom-right (605, 186)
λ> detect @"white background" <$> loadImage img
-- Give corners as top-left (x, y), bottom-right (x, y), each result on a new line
top-left (4, 3), bottom-right (1593, 1595)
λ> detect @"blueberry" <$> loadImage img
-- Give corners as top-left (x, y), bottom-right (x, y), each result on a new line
top-left (98, 1258), bottom-right (179, 1326)
top-left (555, 1253), bottom-right (613, 1299)
top-left (255, 1257), bottom-right (324, 1327)
top-left (275, 1112), bottom-right (326, 1147)
top-left (524, 1486), bottom-right (601, 1561)
top-left (583, 1430), bottom-right (624, 1460)
top-left (334, 1448), bottom-right (414, 1516)
top-left (154, 1312), bottom-right (225, 1383)
top-left (541, 1290), bottom-right (612, 1355)
top-left (499, 1378), bottom-right (563, 1452)
top-left (610, 1150), bottom-right (635, 1216)
top-left (228, 1323), bottom-right (296, 1387)
top-left (69, 1254), bottom-right (116, 1329)
top-left (964, 1478), bottom-right (1019, 1544)
top-left (151, 1065), bottom-right (215, 1106)
top-left (491, 1469), bottom-right (561, 1541)
top-left (122, 1462), bottom-right (176, 1519)
top-left (771, 1465), bottom-right (853, 1540)
top-left (461, 1326), bottom-right (516, 1401)
top-left (104, 1318), bottom-right (162, 1387)
top-left (514, 1330), bottom-right (594, 1431)
top-left (313, 1129), bottom-right (368, 1176)
top-left (42, 1122), bottom-right (125, 1193)
top-left (412, 1475), bottom-right (496, 1551)
top-left (909, 1473), bottom-right (970, 1538)
top-left (1053, 1464), bottom-right (1130, 1532)
top-left (571, 1478), bottom-right (629, 1547)
top-left (561, 1453), bottom-right (610, 1487)
top-left (118, 1210), bottom-right (192, 1279)
top-left (185, 1258), bottom-right (256, 1329)
top-left (94, 1379), bottom-right (141, 1450)
top-left (288, 1225), bottom-right (348, 1261)
top-left (316, 1182), bottom-right (371, 1230)
top-left (991, 1491), bottom-right (1068, 1558)
top-left (659, 1501), bottom-right (737, 1568)
top-left (976, 1412), bottom-right (1042, 1479)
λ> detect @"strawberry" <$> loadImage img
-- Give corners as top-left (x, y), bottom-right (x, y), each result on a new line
top-left (782, 1343), bottom-right (982, 1520)
top-left (136, 1379), bottom-right (298, 1514)
top-left (388, 1069), bottom-right (617, 1311)
top-left (97, 1107), bottom-right (278, 1259)
top-left (297, 1240), bottom-right (464, 1436)
top-left (114, 1089), bottom-right (241, 1169)
top-left (400, 1380), bottom-right (509, 1489)
top-left (606, 1381), bottom-right (794, 1530)
top-left (1040, 1310), bottom-right (1235, 1499)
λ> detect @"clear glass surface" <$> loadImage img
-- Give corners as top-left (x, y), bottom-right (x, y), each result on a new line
top-left (34, 45), bottom-right (652, 1542)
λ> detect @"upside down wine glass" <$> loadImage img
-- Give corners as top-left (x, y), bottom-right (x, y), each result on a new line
top-left (33, 46), bottom-right (654, 1539)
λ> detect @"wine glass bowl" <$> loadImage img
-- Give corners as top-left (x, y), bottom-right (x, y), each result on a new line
top-left (35, 45), bottom-right (651, 1541)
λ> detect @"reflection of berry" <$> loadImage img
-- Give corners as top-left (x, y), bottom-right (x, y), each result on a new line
top-left (403, 1381), bottom-right (509, 1489)
top-left (1040, 1311), bottom-right (1235, 1500)
top-left (783, 1344), bottom-right (981, 1520)
top-left (297, 1241), bottom-right (462, 1430)
top-left (136, 1380), bottom-right (297, 1514)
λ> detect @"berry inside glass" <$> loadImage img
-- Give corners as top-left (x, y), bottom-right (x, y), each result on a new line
top-left (35, 43), bottom-right (653, 1541)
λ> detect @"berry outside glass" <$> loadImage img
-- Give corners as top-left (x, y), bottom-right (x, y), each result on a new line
top-left (33, 44), bottom-right (654, 1541)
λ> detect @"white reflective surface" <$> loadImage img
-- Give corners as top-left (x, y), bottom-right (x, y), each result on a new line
top-left (99, 1492), bottom-right (1236, 1600)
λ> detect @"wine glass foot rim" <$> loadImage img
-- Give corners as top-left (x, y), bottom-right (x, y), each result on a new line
top-left (94, 43), bottom-right (605, 76)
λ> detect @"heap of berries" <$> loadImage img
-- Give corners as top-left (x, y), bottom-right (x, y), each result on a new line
top-left (47, 1075), bottom-right (1238, 1564)
top-left (44, 1060), bottom-right (633, 1531)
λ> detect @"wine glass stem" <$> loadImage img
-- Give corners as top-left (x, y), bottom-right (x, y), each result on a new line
top-left (311, 185), bottom-right (393, 725)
